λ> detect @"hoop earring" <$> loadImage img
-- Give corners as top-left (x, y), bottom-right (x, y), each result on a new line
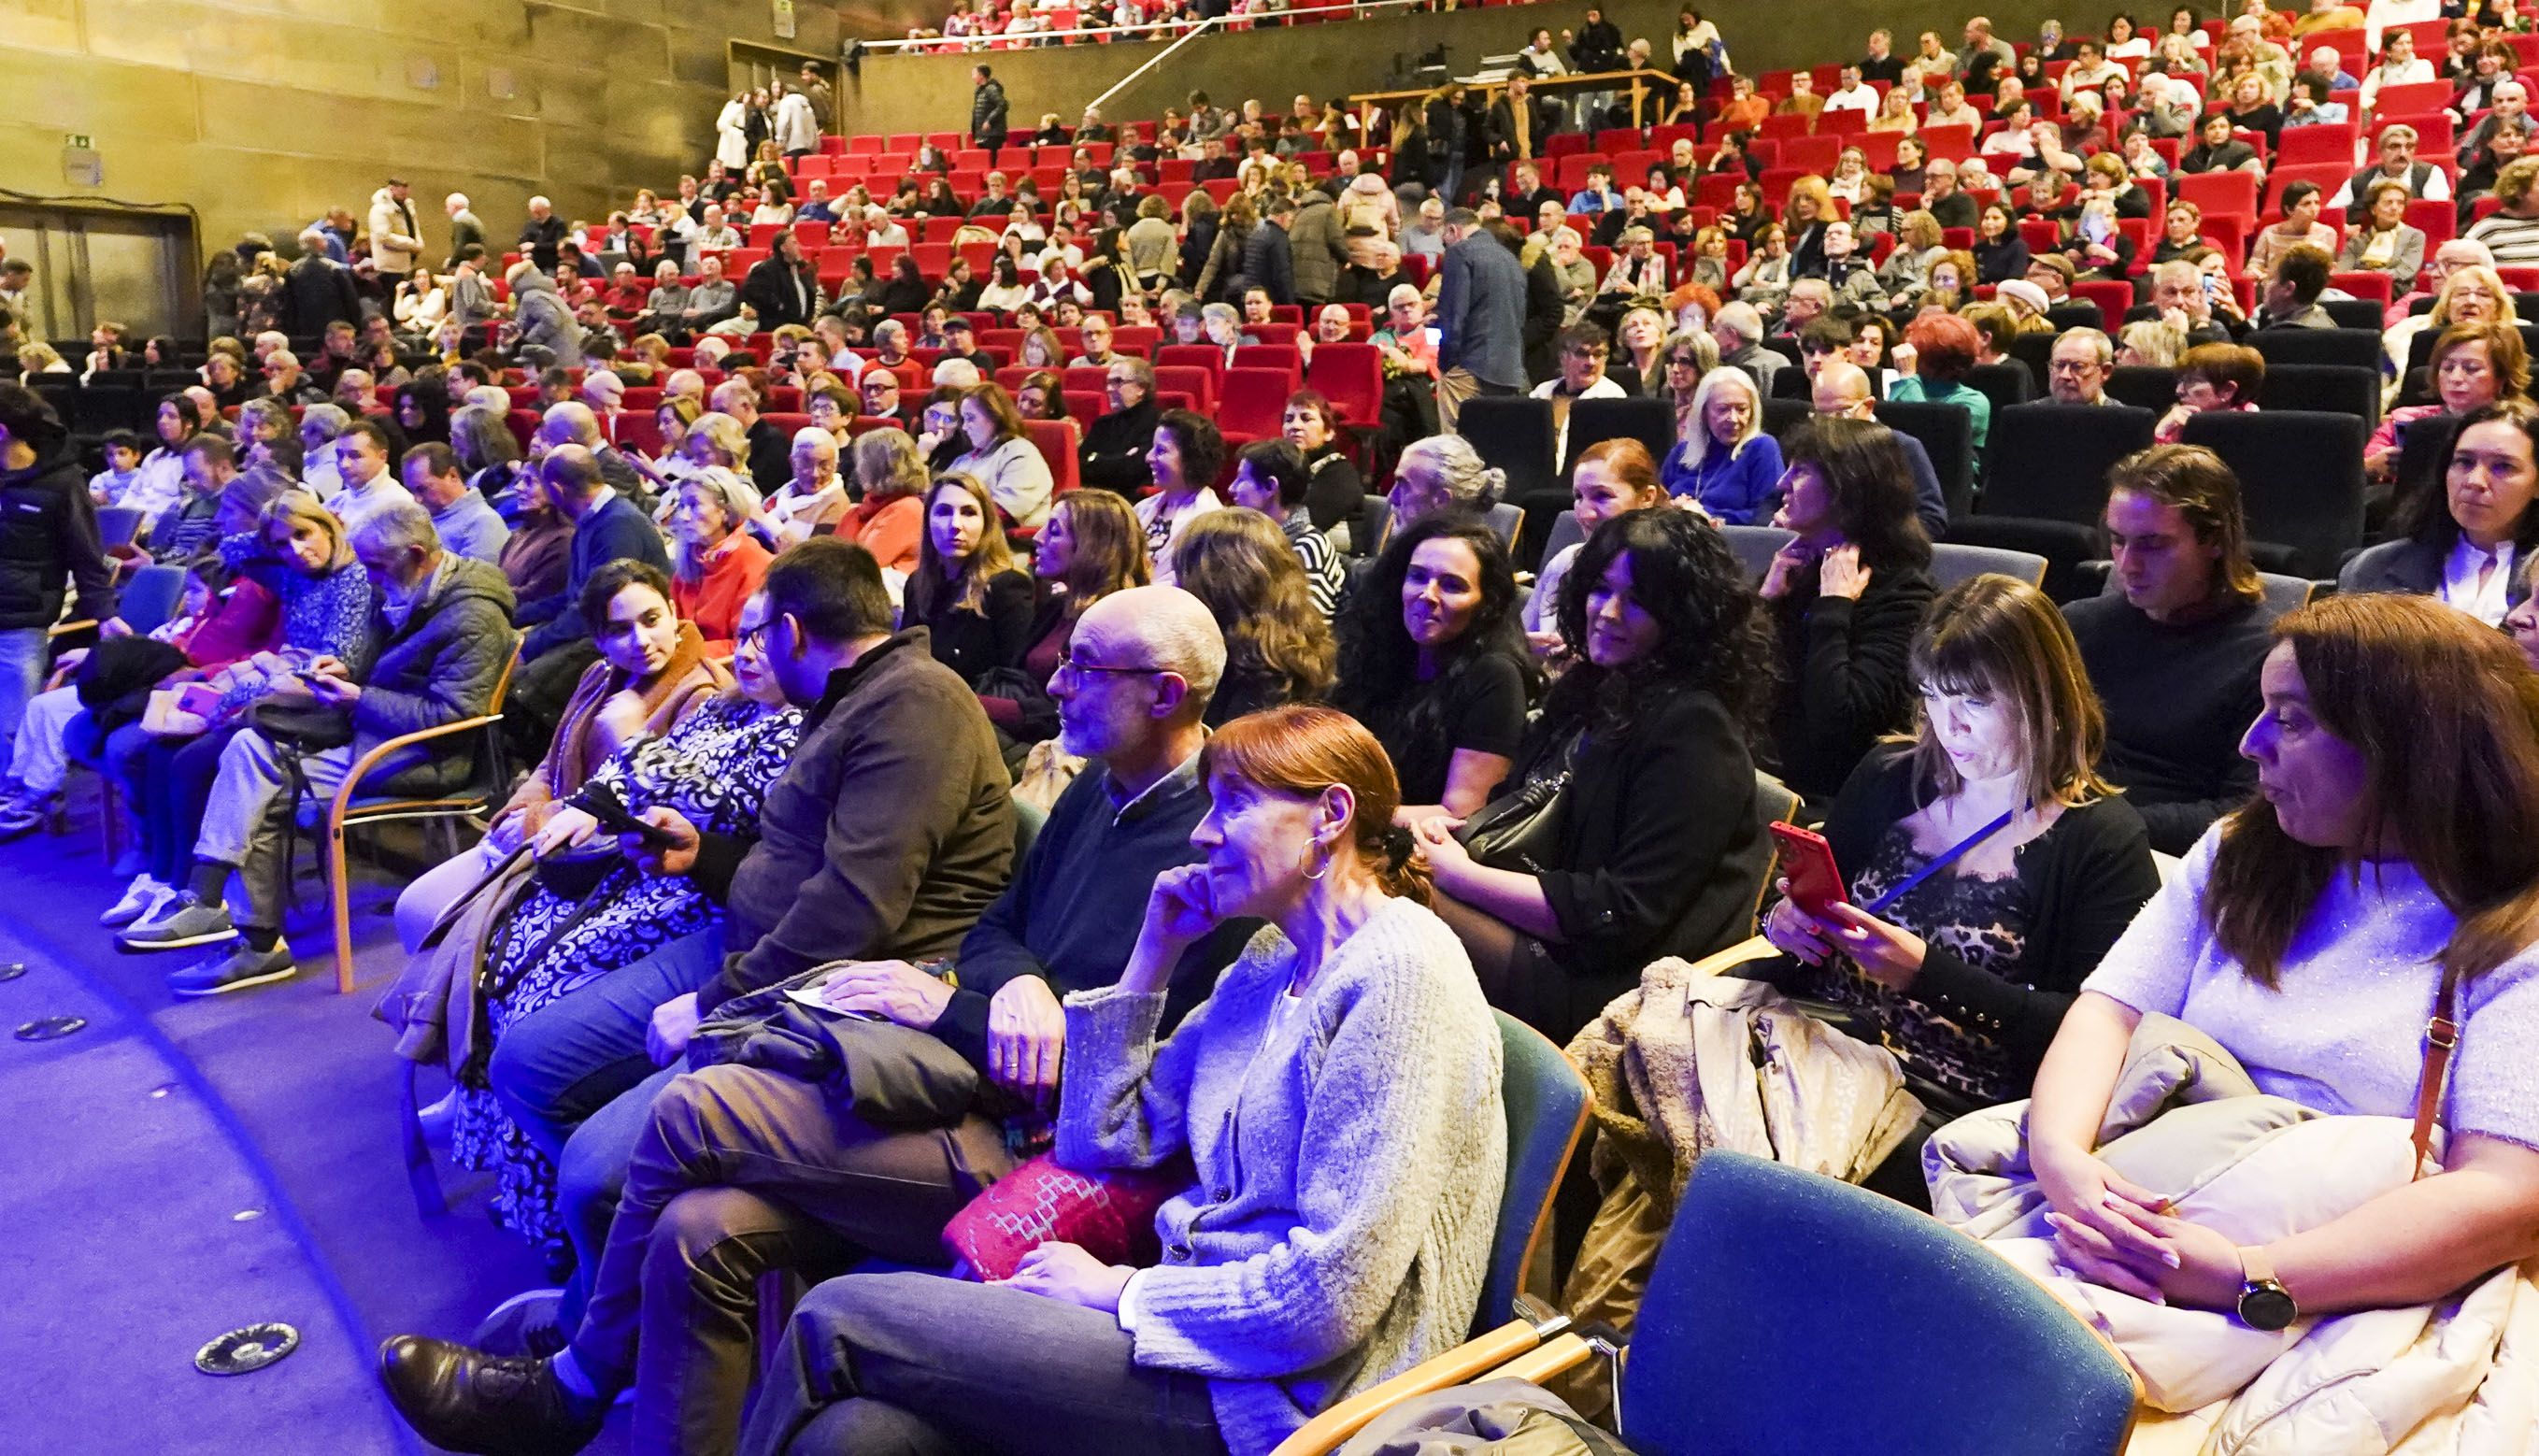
top-left (1302, 840), bottom-right (1333, 881)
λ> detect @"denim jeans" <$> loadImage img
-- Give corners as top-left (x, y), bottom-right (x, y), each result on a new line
top-left (140, 725), bottom-right (245, 883)
top-left (488, 924), bottom-right (727, 1165)
top-left (740, 1272), bottom-right (1228, 1456)
top-left (0, 627), bottom-right (47, 752)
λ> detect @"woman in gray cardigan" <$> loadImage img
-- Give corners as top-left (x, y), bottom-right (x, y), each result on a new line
top-left (740, 706), bottom-right (1506, 1456)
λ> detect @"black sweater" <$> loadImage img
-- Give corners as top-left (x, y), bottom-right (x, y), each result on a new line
top-left (2061, 592), bottom-right (2275, 854)
top-left (913, 567), bottom-right (1034, 688)
top-left (1768, 563), bottom-right (1934, 804)
top-left (1751, 746), bottom-right (2159, 1106)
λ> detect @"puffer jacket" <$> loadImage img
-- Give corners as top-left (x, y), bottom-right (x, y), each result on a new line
top-left (1286, 189), bottom-right (1349, 305)
top-left (353, 553), bottom-right (518, 792)
top-left (0, 435), bottom-right (118, 632)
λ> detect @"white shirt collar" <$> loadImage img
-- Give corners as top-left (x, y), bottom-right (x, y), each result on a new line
top-left (2441, 535), bottom-right (2517, 626)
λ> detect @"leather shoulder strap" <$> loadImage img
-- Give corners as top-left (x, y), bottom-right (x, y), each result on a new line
top-left (2410, 961), bottom-right (2465, 1179)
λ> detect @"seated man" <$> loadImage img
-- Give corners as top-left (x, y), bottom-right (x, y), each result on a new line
top-left (2047, 326), bottom-right (2117, 405)
top-left (1810, 360), bottom-right (1950, 538)
top-left (119, 501), bottom-right (517, 992)
top-left (470, 539), bottom-right (1014, 1335)
top-left (1078, 358), bottom-right (1163, 495)
top-left (379, 584), bottom-right (1241, 1456)
top-left (2062, 445), bottom-right (2278, 854)
top-left (2252, 242), bottom-right (2336, 330)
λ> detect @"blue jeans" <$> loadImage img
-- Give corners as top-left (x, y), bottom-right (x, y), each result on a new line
top-left (0, 628), bottom-right (46, 753)
top-left (740, 1273), bottom-right (1228, 1456)
top-left (488, 924), bottom-right (726, 1166)
top-left (553, 1063), bottom-right (678, 1329)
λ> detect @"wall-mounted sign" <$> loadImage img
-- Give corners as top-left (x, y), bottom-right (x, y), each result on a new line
top-left (773, 0), bottom-right (796, 39)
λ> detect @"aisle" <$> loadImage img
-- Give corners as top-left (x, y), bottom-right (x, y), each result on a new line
top-left (0, 793), bottom-right (625, 1453)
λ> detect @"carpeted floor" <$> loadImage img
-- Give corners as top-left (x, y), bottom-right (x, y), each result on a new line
top-left (0, 788), bottom-right (632, 1453)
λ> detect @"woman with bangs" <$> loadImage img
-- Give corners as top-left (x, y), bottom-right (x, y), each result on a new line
top-left (1759, 574), bottom-right (2159, 1205)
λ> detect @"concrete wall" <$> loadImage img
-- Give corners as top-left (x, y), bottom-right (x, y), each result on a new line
top-left (835, 0), bottom-right (2100, 134)
top-left (0, 0), bottom-right (834, 269)
top-left (0, 0), bottom-right (2104, 273)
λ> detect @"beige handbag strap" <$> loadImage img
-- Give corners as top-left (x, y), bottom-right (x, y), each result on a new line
top-left (2410, 963), bottom-right (2465, 1179)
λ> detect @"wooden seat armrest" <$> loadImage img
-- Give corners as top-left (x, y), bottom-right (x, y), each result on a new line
top-left (1267, 1320), bottom-right (1553, 1456)
top-left (324, 714), bottom-right (504, 826)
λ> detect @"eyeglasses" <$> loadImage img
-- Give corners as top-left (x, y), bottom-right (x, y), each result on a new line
top-left (1054, 651), bottom-right (1167, 682)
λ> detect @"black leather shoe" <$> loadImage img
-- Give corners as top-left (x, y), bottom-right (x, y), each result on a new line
top-left (377, 1335), bottom-right (605, 1456)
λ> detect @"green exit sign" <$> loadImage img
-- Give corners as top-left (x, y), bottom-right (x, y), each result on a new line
top-left (64, 134), bottom-right (92, 150)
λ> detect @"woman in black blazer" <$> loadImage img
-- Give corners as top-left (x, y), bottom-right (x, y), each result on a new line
top-left (1416, 509), bottom-right (1780, 1042)
top-left (2340, 397), bottom-right (2539, 626)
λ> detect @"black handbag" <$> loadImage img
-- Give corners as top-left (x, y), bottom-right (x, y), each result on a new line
top-left (1455, 730), bottom-right (1582, 874)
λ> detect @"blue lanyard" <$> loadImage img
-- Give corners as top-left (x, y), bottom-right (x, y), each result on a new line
top-left (1862, 803), bottom-right (2025, 916)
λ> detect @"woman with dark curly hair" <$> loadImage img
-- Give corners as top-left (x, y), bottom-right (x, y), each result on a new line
top-left (1414, 508), bottom-right (1782, 1039)
top-left (1334, 511), bottom-right (1534, 822)
top-left (1169, 507), bottom-right (1336, 727)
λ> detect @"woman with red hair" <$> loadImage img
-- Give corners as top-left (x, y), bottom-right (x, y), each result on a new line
top-left (1887, 309), bottom-right (1993, 452)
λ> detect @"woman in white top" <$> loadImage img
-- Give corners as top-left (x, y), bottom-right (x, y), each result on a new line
top-left (945, 382), bottom-right (1055, 531)
top-left (1135, 410), bottom-right (1225, 587)
top-left (2358, 27), bottom-right (2436, 108)
top-left (2104, 11), bottom-right (2153, 60)
top-left (975, 257), bottom-right (1032, 315)
top-left (394, 267), bottom-right (449, 335)
top-left (2023, 592), bottom-right (2539, 1327)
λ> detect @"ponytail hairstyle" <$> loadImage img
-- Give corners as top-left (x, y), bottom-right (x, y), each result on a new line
top-left (1202, 704), bottom-right (1430, 903)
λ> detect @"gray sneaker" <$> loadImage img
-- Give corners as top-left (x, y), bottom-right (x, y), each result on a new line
top-left (169, 940), bottom-right (295, 997)
top-left (118, 893), bottom-right (236, 951)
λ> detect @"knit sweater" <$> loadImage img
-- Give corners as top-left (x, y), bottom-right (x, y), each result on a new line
top-left (1060, 896), bottom-right (1504, 1456)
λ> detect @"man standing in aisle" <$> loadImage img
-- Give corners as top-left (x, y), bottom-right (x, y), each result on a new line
top-left (1434, 207), bottom-right (1527, 430)
top-left (971, 64), bottom-right (1009, 154)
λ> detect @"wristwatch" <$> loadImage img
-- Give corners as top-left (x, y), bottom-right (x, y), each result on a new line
top-left (2235, 1248), bottom-right (2299, 1333)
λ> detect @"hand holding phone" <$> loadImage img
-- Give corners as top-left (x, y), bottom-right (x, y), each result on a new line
top-left (1768, 822), bottom-right (1848, 917)
top-left (570, 780), bottom-right (674, 848)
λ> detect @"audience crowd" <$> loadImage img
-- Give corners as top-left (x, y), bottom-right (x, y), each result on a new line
top-left (5, 2), bottom-right (2539, 1451)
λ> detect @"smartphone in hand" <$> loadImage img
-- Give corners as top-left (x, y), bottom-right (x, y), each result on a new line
top-left (1767, 822), bottom-right (1849, 919)
top-left (570, 780), bottom-right (675, 848)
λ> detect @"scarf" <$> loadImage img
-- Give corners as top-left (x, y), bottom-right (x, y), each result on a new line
top-left (543, 619), bottom-right (724, 795)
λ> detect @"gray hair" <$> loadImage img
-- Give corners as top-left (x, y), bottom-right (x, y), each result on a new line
top-left (299, 403), bottom-right (349, 440)
top-left (1397, 435), bottom-right (1506, 509)
top-left (2057, 326), bottom-right (2115, 365)
top-left (933, 358), bottom-right (982, 389)
top-left (874, 320), bottom-right (907, 347)
top-left (1715, 301), bottom-right (1765, 345)
top-left (349, 498), bottom-right (439, 558)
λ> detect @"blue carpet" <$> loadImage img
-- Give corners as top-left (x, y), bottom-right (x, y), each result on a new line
top-left (0, 792), bottom-right (630, 1452)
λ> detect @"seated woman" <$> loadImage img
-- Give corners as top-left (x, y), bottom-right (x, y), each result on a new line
top-left (0, 555), bottom-right (274, 838)
top-left (494, 459), bottom-right (574, 609)
top-left (728, 705), bottom-right (1505, 1456)
top-left (111, 492), bottom-right (375, 942)
top-left (446, 589), bottom-right (800, 1251)
top-left (906, 473), bottom-right (1035, 687)
top-left (2154, 341), bottom-right (2265, 444)
top-left (1171, 507), bottom-right (1336, 726)
top-left (2342, 397), bottom-right (2539, 625)
top-left (1335, 512), bottom-right (1533, 822)
top-left (1013, 369), bottom-right (1068, 423)
top-left (2364, 320), bottom-right (2523, 487)
top-left (1370, 435), bottom-right (1505, 558)
top-left (1227, 440), bottom-right (1344, 619)
top-left (1762, 417), bottom-right (1940, 804)
top-left (944, 383), bottom-right (1055, 531)
top-left (1135, 410), bottom-right (1226, 586)
top-left (1416, 509), bottom-right (1779, 1041)
top-left (1279, 390), bottom-right (1366, 536)
top-left (1662, 367), bottom-right (1782, 522)
top-left (2336, 178), bottom-right (2429, 295)
top-left (392, 560), bottom-right (727, 952)
top-left (993, 490), bottom-right (1149, 741)
top-left (836, 429), bottom-right (927, 578)
top-left (1884, 311), bottom-right (1994, 453)
top-left (1761, 573), bottom-right (2159, 1205)
top-left (665, 469), bottom-right (770, 655)
top-left (1531, 439), bottom-right (1671, 661)
top-left (2022, 592), bottom-right (2539, 1345)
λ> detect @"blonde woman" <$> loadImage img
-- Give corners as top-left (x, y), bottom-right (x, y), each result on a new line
top-left (1662, 365), bottom-right (1781, 522)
